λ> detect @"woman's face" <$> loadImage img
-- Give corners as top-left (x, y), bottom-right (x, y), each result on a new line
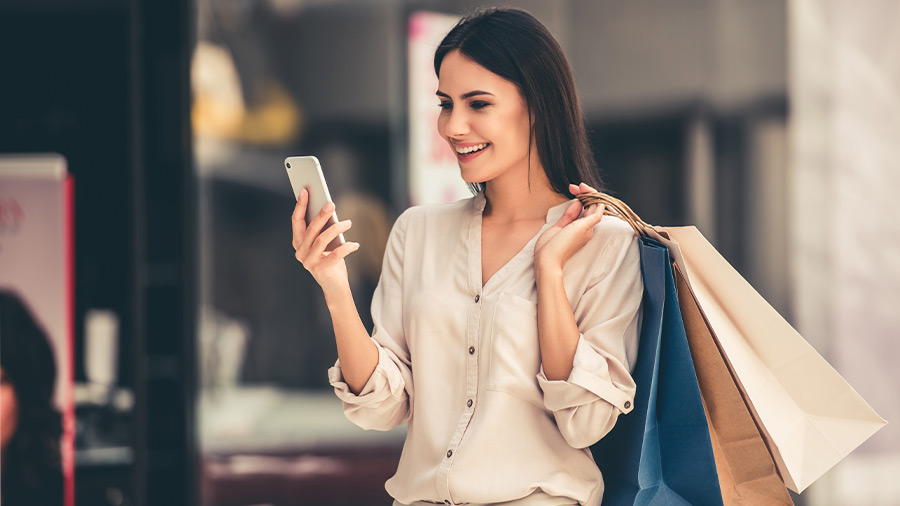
top-left (0, 367), bottom-right (18, 452)
top-left (436, 50), bottom-right (535, 186)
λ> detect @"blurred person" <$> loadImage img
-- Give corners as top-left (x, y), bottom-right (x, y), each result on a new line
top-left (0, 290), bottom-right (64, 506)
top-left (292, 8), bottom-right (642, 506)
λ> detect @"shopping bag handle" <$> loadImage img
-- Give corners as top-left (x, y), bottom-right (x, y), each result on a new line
top-left (574, 191), bottom-right (650, 238)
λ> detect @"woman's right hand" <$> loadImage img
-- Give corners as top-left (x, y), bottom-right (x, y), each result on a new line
top-left (292, 187), bottom-right (360, 295)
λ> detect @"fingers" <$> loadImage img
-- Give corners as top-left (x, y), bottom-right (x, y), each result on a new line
top-left (584, 200), bottom-right (606, 217)
top-left (569, 182), bottom-right (599, 195)
top-left (584, 204), bottom-right (606, 223)
top-left (294, 217), bottom-right (356, 264)
top-left (574, 200), bottom-right (605, 228)
top-left (557, 199), bottom-right (607, 229)
top-left (555, 201), bottom-right (583, 228)
top-left (571, 182), bottom-right (602, 217)
top-left (309, 219), bottom-right (353, 259)
top-left (291, 187), bottom-right (309, 249)
top-left (579, 182), bottom-right (598, 193)
top-left (297, 199), bottom-right (337, 258)
top-left (319, 240), bottom-right (361, 267)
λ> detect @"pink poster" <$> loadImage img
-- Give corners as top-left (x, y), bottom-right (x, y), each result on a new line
top-left (0, 154), bottom-right (75, 506)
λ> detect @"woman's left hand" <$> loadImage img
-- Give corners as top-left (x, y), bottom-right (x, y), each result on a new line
top-left (534, 183), bottom-right (606, 274)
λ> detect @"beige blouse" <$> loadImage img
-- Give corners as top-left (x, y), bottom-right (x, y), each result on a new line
top-left (328, 191), bottom-right (644, 506)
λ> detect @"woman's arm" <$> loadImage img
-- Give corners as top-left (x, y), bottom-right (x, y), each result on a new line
top-left (291, 187), bottom-right (377, 395)
top-left (323, 285), bottom-right (379, 395)
top-left (534, 263), bottom-right (580, 381)
top-left (533, 183), bottom-right (605, 380)
top-left (535, 226), bottom-right (643, 448)
top-left (532, 183), bottom-right (642, 449)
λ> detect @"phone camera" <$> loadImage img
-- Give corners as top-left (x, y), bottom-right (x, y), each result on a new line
top-left (286, 162), bottom-right (292, 168)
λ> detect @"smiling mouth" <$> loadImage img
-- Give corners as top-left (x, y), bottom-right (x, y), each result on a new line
top-left (455, 143), bottom-right (491, 155)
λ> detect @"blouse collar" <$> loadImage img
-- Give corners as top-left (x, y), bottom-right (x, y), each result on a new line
top-left (473, 191), bottom-right (576, 225)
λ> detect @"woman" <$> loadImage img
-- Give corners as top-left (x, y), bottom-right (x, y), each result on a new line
top-left (292, 8), bottom-right (643, 506)
top-left (0, 290), bottom-right (64, 506)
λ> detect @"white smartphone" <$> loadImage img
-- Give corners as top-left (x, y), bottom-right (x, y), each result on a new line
top-left (285, 155), bottom-right (346, 251)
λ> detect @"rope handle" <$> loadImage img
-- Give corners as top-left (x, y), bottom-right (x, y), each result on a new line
top-left (574, 191), bottom-right (650, 238)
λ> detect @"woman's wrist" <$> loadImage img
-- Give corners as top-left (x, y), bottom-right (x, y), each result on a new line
top-left (322, 282), bottom-right (353, 310)
top-left (534, 258), bottom-right (563, 284)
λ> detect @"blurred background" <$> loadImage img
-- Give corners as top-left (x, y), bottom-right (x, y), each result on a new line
top-left (2, 0), bottom-right (898, 505)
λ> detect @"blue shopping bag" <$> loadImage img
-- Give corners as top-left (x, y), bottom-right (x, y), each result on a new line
top-left (591, 237), bottom-right (723, 506)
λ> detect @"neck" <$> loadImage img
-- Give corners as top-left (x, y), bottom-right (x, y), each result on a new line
top-left (481, 161), bottom-right (569, 223)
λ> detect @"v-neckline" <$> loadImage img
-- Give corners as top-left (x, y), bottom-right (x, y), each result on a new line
top-left (468, 193), bottom-right (575, 294)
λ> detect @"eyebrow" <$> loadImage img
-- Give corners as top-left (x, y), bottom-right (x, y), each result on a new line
top-left (435, 90), bottom-right (495, 99)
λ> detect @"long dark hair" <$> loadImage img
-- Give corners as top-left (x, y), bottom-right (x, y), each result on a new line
top-left (434, 7), bottom-right (603, 196)
top-left (0, 290), bottom-right (63, 506)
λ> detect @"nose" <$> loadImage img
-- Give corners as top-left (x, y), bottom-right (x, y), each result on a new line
top-left (440, 106), bottom-right (469, 139)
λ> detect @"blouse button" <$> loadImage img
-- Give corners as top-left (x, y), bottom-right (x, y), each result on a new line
top-left (474, 294), bottom-right (480, 303)
top-left (467, 399), bottom-right (473, 408)
top-left (624, 401), bottom-right (632, 409)
top-left (447, 450), bottom-right (453, 458)
top-left (468, 346), bottom-right (475, 355)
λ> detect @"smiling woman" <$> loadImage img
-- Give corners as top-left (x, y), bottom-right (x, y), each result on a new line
top-left (292, 7), bottom-right (644, 506)
top-left (433, 9), bottom-right (602, 198)
top-left (435, 56), bottom-right (535, 186)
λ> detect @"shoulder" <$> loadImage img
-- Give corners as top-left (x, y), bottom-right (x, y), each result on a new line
top-left (572, 216), bottom-right (643, 294)
top-left (588, 215), bottom-right (640, 256)
top-left (383, 196), bottom-right (475, 248)
top-left (565, 214), bottom-right (640, 280)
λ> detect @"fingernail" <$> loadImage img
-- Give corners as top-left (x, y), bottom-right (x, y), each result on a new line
top-left (324, 202), bottom-right (335, 212)
top-left (340, 219), bottom-right (352, 227)
top-left (351, 242), bottom-right (360, 249)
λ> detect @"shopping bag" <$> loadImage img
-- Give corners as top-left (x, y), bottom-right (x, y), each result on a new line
top-left (591, 237), bottom-right (723, 506)
top-left (575, 191), bottom-right (886, 494)
top-left (674, 265), bottom-right (793, 506)
top-left (662, 226), bottom-right (887, 493)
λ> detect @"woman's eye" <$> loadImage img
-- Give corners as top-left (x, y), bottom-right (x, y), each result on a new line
top-left (470, 101), bottom-right (491, 110)
top-left (438, 102), bottom-right (452, 110)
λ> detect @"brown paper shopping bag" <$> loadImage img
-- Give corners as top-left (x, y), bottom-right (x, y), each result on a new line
top-left (674, 265), bottom-right (793, 506)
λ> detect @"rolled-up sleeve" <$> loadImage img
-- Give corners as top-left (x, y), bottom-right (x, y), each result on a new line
top-left (537, 229), bottom-right (643, 449)
top-left (327, 210), bottom-right (415, 431)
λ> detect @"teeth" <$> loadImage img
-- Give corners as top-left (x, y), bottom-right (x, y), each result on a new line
top-left (455, 143), bottom-right (489, 154)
